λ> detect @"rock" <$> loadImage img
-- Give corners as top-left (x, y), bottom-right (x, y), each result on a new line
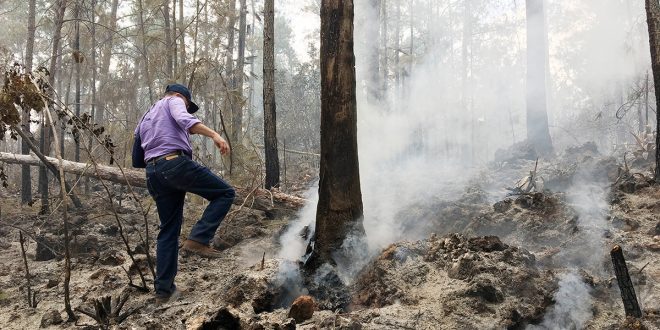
top-left (40, 309), bottom-right (63, 328)
top-left (465, 281), bottom-right (504, 303)
top-left (35, 234), bottom-right (101, 261)
top-left (98, 249), bottom-right (126, 266)
top-left (276, 319), bottom-right (296, 330)
top-left (493, 199), bottom-right (512, 213)
top-left (46, 278), bottom-right (59, 289)
top-left (288, 295), bottom-right (315, 323)
top-left (468, 236), bottom-right (507, 252)
top-left (200, 307), bottom-right (240, 330)
top-left (35, 235), bottom-right (60, 261)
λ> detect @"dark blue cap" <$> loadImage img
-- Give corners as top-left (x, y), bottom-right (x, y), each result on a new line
top-left (165, 83), bottom-right (199, 114)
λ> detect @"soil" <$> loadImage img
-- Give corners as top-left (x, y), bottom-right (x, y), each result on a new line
top-left (0, 143), bottom-right (659, 329)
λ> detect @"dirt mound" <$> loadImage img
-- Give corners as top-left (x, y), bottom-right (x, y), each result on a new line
top-left (353, 233), bottom-right (555, 329)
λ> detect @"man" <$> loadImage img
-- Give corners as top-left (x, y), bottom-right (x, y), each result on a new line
top-left (135, 83), bottom-right (235, 302)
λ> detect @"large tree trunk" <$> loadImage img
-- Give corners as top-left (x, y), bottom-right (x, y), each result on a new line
top-left (647, 0), bottom-right (660, 181)
top-left (231, 0), bottom-right (247, 143)
top-left (308, 0), bottom-right (365, 269)
top-left (525, 0), bottom-right (553, 155)
top-left (263, 0), bottom-right (280, 189)
top-left (21, 0), bottom-right (37, 204)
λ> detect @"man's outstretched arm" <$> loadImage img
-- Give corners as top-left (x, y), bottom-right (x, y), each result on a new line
top-left (189, 123), bottom-right (230, 155)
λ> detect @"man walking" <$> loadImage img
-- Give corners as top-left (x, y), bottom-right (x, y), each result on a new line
top-left (135, 83), bottom-right (235, 302)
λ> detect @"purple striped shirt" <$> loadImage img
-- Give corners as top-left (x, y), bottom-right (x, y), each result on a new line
top-left (135, 96), bottom-right (201, 162)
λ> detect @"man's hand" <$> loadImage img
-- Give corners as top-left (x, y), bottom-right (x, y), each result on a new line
top-left (190, 123), bottom-right (230, 155)
top-left (213, 134), bottom-right (230, 155)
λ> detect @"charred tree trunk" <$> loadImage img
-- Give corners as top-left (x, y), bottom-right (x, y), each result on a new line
top-left (21, 0), bottom-right (37, 204)
top-left (646, 0), bottom-right (660, 181)
top-left (610, 245), bottom-right (642, 318)
top-left (74, 0), bottom-right (81, 163)
top-left (308, 0), bottom-right (365, 269)
top-left (263, 0), bottom-right (280, 189)
top-left (525, 0), bottom-right (553, 155)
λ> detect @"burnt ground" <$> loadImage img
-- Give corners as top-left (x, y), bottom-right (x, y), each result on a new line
top-left (0, 143), bottom-right (659, 329)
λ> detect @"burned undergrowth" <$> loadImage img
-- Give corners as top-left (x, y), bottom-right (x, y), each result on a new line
top-left (0, 143), bottom-right (659, 329)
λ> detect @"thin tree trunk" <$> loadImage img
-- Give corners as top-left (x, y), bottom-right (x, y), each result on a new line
top-left (525, 0), bottom-right (553, 155)
top-left (263, 0), bottom-right (280, 189)
top-left (21, 0), bottom-right (37, 204)
top-left (43, 105), bottom-right (77, 322)
top-left (366, 0), bottom-right (381, 103)
top-left (308, 0), bottom-right (365, 269)
top-left (231, 0), bottom-right (247, 143)
top-left (97, 0), bottom-right (118, 123)
top-left (172, 0), bottom-right (178, 73)
top-left (380, 0), bottom-right (388, 96)
top-left (163, 0), bottom-right (173, 78)
top-left (394, 0), bottom-right (400, 102)
top-left (462, 0), bottom-right (472, 162)
top-left (137, 0), bottom-right (154, 103)
top-left (74, 0), bottom-right (81, 163)
top-left (408, 0), bottom-right (413, 79)
top-left (179, 0), bottom-right (185, 69)
top-left (40, 0), bottom-right (68, 214)
top-left (86, 0), bottom-right (97, 193)
top-left (224, 0), bottom-right (237, 142)
top-left (647, 0), bottom-right (660, 181)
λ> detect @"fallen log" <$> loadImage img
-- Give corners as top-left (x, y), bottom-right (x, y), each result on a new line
top-left (0, 152), bottom-right (306, 211)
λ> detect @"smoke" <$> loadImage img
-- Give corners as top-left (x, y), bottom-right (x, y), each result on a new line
top-left (528, 271), bottom-right (593, 330)
top-left (276, 0), bottom-right (649, 307)
top-left (277, 184), bottom-right (318, 261)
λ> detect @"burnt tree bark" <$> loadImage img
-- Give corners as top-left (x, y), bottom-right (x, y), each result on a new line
top-left (610, 245), bottom-right (642, 318)
top-left (525, 0), bottom-right (553, 155)
top-left (74, 0), bottom-right (81, 163)
top-left (308, 0), bottom-right (365, 269)
top-left (646, 0), bottom-right (660, 181)
top-left (21, 0), bottom-right (37, 204)
top-left (263, 0), bottom-right (280, 189)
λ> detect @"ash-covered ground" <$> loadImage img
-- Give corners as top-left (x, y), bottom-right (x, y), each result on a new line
top-left (0, 143), bottom-right (659, 329)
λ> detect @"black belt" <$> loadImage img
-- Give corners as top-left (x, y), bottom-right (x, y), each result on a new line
top-left (149, 150), bottom-right (183, 165)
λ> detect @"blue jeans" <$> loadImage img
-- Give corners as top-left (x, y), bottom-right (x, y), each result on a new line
top-left (145, 154), bottom-right (235, 296)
